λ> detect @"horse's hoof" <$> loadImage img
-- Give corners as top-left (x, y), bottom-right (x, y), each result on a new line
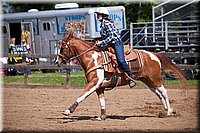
top-left (62, 110), bottom-right (70, 116)
top-left (158, 110), bottom-right (177, 118)
top-left (172, 110), bottom-right (176, 115)
top-left (91, 116), bottom-right (106, 121)
top-left (100, 115), bottom-right (107, 120)
top-left (158, 112), bottom-right (167, 118)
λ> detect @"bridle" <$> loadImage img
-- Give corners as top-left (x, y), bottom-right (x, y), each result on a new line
top-left (58, 38), bottom-right (97, 65)
top-left (58, 40), bottom-right (71, 65)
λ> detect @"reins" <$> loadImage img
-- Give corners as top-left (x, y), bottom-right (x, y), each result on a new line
top-left (69, 43), bottom-right (97, 61)
top-left (59, 40), bottom-right (97, 62)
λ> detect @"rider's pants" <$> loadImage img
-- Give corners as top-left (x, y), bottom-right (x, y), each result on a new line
top-left (112, 41), bottom-right (134, 80)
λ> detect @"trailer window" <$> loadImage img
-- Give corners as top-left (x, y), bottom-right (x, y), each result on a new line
top-left (43, 22), bottom-right (51, 31)
top-left (2, 26), bottom-right (7, 34)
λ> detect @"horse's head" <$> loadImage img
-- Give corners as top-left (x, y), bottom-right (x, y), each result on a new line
top-left (56, 32), bottom-right (74, 67)
top-left (56, 31), bottom-right (96, 67)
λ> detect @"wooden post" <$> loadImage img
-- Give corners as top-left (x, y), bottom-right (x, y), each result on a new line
top-left (24, 66), bottom-right (28, 85)
top-left (22, 55), bottom-right (28, 86)
top-left (161, 71), bottom-right (166, 86)
top-left (66, 62), bottom-right (71, 88)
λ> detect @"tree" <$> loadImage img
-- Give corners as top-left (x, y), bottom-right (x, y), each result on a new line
top-left (6, 2), bottom-right (153, 28)
top-left (6, 3), bottom-right (55, 13)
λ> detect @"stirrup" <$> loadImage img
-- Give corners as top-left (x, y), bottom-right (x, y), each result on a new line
top-left (129, 80), bottom-right (136, 88)
top-left (123, 73), bottom-right (136, 88)
top-left (107, 72), bottom-right (119, 90)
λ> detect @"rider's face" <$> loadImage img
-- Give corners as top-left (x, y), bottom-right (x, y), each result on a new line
top-left (96, 14), bottom-right (103, 21)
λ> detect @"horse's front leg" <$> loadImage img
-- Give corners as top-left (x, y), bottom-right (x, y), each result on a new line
top-left (95, 88), bottom-right (106, 120)
top-left (62, 79), bottom-right (99, 115)
top-left (63, 70), bottom-right (104, 116)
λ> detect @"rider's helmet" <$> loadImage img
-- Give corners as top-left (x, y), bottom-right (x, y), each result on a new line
top-left (95, 7), bottom-right (109, 16)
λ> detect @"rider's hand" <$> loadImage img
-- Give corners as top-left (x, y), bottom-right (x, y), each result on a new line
top-left (96, 40), bottom-right (103, 47)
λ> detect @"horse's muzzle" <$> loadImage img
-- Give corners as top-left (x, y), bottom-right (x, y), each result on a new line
top-left (56, 61), bottom-right (60, 67)
top-left (55, 57), bottom-right (66, 67)
top-left (55, 56), bottom-right (61, 67)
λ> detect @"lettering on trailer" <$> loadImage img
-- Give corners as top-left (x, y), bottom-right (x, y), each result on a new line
top-left (65, 15), bottom-right (86, 21)
top-left (95, 12), bottom-right (125, 32)
top-left (57, 15), bottom-right (86, 33)
top-left (109, 14), bottom-right (122, 21)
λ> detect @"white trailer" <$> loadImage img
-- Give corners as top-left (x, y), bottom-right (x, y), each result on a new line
top-left (1, 6), bottom-right (126, 57)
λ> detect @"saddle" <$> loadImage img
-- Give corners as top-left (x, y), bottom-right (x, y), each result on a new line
top-left (101, 47), bottom-right (143, 79)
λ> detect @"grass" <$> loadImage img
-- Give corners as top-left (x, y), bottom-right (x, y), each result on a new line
top-left (3, 71), bottom-right (199, 87)
top-left (3, 71), bottom-right (87, 87)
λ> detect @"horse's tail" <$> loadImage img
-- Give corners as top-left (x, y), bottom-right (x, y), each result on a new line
top-left (156, 53), bottom-right (187, 84)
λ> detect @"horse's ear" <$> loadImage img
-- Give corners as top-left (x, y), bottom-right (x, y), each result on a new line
top-left (63, 31), bottom-right (74, 42)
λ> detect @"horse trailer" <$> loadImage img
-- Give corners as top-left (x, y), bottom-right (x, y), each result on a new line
top-left (1, 6), bottom-right (126, 59)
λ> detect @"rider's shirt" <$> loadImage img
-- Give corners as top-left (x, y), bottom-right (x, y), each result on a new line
top-left (100, 19), bottom-right (121, 46)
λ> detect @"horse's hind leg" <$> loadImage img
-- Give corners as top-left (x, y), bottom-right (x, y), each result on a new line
top-left (156, 85), bottom-right (175, 116)
top-left (149, 85), bottom-right (175, 116)
top-left (148, 87), bottom-right (168, 110)
top-left (141, 78), bottom-right (175, 116)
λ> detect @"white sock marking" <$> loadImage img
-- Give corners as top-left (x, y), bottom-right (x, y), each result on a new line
top-left (157, 85), bottom-right (173, 115)
top-left (99, 97), bottom-right (106, 109)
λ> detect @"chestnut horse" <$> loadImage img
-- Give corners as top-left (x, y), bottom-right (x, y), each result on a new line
top-left (56, 32), bottom-right (186, 120)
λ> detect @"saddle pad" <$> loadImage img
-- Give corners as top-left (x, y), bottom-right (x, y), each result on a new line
top-left (101, 51), bottom-right (115, 73)
top-left (125, 50), bottom-right (138, 62)
top-left (128, 50), bottom-right (144, 79)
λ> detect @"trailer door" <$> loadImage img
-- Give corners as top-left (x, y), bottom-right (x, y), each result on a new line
top-left (1, 22), bottom-right (10, 56)
top-left (21, 22), bottom-right (35, 54)
top-left (39, 18), bottom-right (56, 55)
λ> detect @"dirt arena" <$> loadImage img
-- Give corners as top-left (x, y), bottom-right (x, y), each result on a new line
top-left (2, 85), bottom-right (199, 132)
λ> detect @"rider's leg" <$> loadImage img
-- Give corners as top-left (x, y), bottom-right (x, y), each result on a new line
top-left (113, 41), bottom-right (136, 88)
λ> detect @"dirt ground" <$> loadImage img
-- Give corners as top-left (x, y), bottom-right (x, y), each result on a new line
top-left (2, 85), bottom-right (199, 132)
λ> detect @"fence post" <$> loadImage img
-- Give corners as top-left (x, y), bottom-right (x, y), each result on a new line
top-left (152, 6), bottom-right (155, 42)
top-left (22, 55), bottom-right (28, 85)
top-left (161, 71), bottom-right (166, 86)
top-left (24, 66), bottom-right (28, 85)
top-left (130, 23), bottom-right (133, 49)
top-left (144, 26), bottom-right (147, 46)
top-left (66, 62), bottom-right (71, 88)
top-left (161, 6), bottom-right (164, 37)
top-left (165, 21), bottom-right (169, 51)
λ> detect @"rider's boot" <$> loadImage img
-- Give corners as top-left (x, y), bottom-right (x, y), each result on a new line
top-left (129, 80), bottom-right (136, 88)
top-left (124, 73), bottom-right (136, 88)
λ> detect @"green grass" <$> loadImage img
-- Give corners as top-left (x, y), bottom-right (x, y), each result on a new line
top-left (3, 71), bottom-right (198, 87)
top-left (165, 79), bottom-right (198, 87)
top-left (3, 71), bottom-right (87, 87)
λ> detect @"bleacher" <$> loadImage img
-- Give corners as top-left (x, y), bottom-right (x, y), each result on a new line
top-left (120, 0), bottom-right (199, 79)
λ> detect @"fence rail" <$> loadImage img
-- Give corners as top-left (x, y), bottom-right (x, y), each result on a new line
top-left (3, 52), bottom-right (199, 86)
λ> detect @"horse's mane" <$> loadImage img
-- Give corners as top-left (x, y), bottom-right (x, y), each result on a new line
top-left (76, 37), bottom-right (95, 47)
top-left (63, 32), bottom-right (95, 48)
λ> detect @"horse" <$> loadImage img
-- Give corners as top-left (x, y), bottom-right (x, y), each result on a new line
top-left (56, 32), bottom-right (186, 120)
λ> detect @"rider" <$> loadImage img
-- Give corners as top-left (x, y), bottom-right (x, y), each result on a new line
top-left (94, 7), bottom-right (136, 88)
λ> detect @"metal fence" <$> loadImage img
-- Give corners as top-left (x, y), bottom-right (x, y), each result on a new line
top-left (130, 20), bottom-right (199, 52)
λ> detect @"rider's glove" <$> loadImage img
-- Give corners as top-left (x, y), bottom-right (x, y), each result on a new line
top-left (96, 40), bottom-right (103, 47)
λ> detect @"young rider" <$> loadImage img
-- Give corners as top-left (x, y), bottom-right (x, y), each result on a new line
top-left (94, 7), bottom-right (136, 88)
